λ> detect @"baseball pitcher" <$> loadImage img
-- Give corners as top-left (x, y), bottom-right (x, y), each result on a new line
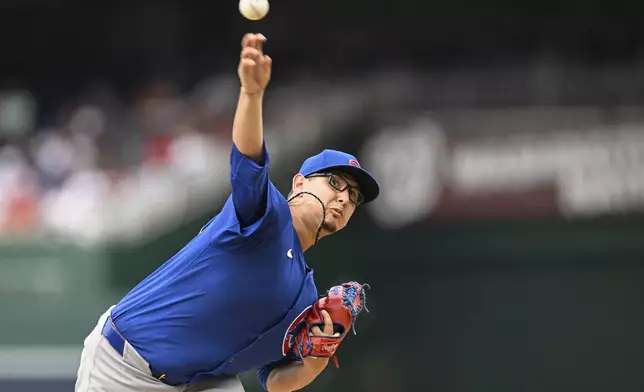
top-left (75, 33), bottom-right (379, 392)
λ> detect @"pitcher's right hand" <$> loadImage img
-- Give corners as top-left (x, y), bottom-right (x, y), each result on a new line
top-left (238, 33), bottom-right (272, 95)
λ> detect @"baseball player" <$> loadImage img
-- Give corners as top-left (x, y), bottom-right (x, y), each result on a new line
top-left (75, 33), bottom-right (379, 392)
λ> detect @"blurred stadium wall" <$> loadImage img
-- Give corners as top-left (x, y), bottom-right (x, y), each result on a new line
top-left (2, 1), bottom-right (644, 391)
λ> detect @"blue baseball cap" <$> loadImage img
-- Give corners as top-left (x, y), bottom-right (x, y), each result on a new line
top-left (298, 149), bottom-right (380, 204)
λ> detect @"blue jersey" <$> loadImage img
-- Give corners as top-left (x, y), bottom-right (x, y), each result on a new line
top-left (111, 142), bottom-right (319, 389)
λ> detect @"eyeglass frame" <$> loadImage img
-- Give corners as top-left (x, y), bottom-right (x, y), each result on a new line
top-left (305, 172), bottom-right (365, 206)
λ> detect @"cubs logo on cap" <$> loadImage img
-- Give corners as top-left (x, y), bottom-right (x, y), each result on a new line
top-left (297, 149), bottom-right (380, 204)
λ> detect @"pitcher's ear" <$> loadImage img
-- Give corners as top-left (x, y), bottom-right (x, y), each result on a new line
top-left (292, 173), bottom-right (306, 194)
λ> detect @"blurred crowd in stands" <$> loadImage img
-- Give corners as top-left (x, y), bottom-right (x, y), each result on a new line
top-left (0, 75), bottom-right (242, 243)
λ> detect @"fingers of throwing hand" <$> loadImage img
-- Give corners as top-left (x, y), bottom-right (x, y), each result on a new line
top-left (241, 33), bottom-right (267, 51)
top-left (241, 47), bottom-right (262, 62)
top-left (238, 33), bottom-right (271, 93)
top-left (255, 33), bottom-right (266, 52)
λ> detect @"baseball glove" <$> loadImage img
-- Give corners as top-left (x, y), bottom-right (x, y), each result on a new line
top-left (292, 281), bottom-right (369, 368)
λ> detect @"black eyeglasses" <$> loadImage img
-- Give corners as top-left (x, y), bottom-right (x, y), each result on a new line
top-left (306, 172), bottom-right (364, 206)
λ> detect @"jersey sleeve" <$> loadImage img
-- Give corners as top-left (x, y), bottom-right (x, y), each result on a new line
top-left (230, 141), bottom-right (272, 228)
top-left (257, 355), bottom-right (301, 391)
top-left (228, 141), bottom-right (291, 240)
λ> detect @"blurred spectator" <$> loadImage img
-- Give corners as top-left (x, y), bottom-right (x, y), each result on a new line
top-left (0, 145), bottom-right (40, 236)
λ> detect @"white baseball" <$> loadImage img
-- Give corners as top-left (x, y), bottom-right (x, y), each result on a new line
top-left (239, 0), bottom-right (269, 21)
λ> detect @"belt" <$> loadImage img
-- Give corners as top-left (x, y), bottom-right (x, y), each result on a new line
top-left (101, 317), bottom-right (126, 356)
top-left (101, 317), bottom-right (180, 386)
